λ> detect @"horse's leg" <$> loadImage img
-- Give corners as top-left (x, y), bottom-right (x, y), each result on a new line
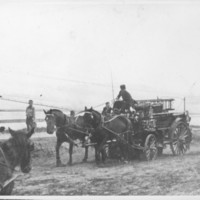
top-left (96, 136), bottom-right (108, 164)
top-left (82, 146), bottom-right (88, 162)
top-left (94, 144), bottom-right (102, 164)
top-left (94, 145), bottom-right (100, 163)
top-left (68, 143), bottom-right (73, 165)
top-left (56, 140), bottom-right (63, 167)
top-left (101, 148), bottom-right (106, 164)
top-left (119, 142), bottom-right (129, 163)
top-left (125, 132), bottom-right (132, 161)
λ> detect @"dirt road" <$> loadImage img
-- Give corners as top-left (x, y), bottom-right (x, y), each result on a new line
top-left (11, 128), bottom-right (200, 195)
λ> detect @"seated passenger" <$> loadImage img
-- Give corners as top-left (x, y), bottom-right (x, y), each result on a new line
top-left (102, 102), bottom-right (112, 116)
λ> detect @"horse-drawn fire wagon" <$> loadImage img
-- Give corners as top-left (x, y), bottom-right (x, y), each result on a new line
top-left (102, 98), bottom-right (192, 161)
top-left (44, 98), bottom-right (193, 165)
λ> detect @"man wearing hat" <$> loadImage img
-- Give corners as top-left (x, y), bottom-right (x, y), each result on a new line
top-left (26, 100), bottom-right (36, 131)
top-left (102, 102), bottom-right (112, 116)
top-left (116, 84), bottom-right (137, 113)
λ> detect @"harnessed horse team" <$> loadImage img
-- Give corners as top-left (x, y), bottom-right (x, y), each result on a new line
top-left (0, 84), bottom-right (136, 195)
top-left (43, 99), bottom-right (135, 166)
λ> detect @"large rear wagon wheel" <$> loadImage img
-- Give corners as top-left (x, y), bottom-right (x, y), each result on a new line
top-left (144, 134), bottom-right (158, 161)
top-left (170, 121), bottom-right (192, 156)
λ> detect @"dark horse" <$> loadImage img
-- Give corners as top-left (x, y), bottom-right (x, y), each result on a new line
top-left (83, 107), bottom-right (133, 164)
top-left (44, 109), bottom-right (90, 166)
top-left (0, 128), bottom-right (34, 195)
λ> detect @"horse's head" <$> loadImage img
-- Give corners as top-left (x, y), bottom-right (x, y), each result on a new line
top-left (44, 110), bottom-right (56, 134)
top-left (5, 128), bottom-right (35, 173)
top-left (83, 107), bottom-right (101, 129)
top-left (44, 109), bottom-right (66, 134)
top-left (83, 107), bottom-right (94, 127)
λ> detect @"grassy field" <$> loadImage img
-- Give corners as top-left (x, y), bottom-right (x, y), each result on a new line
top-left (7, 126), bottom-right (200, 195)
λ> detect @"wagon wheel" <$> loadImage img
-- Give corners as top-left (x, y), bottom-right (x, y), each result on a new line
top-left (144, 134), bottom-right (158, 161)
top-left (170, 121), bottom-right (192, 156)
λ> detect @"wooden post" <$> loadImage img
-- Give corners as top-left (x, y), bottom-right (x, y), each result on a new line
top-left (110, 68), bottom-right (114, 100)
top-left (184, 97), bottom-right (186, 112)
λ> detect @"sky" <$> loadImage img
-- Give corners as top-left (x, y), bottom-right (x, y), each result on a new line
top-left (0, 0), bottom-right (200, 114)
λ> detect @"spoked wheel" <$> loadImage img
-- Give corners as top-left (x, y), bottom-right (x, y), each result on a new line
top-left (170, 121), bottom-right (192, 156)
top-left (144, 134), bottom-right (158, 161)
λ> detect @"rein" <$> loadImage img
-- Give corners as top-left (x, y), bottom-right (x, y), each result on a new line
top-left (101, 124), bottom-right (130, 135)
top-left (89, 111), bottom-right (131, 138)
top-left (67, 127), bottom-right (91, 136)
top-left (57, 124), bottom-right (92, 136)
top-left (102, 125), bottom-right (130, 143)
top-left (102, 115), bottom-right (119, 124)
top-left (60, 126), bottom-right (92, 147)
top-left (56, 113), bottom-right (94, 136)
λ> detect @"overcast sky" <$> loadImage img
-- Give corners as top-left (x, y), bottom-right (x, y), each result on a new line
top-left (0, 0), bottom-right (200, 113)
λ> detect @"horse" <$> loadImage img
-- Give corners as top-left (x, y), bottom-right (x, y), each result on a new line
top-left (83, 107), bottom-right (133, 164)
top-left (0, 127), bottom-right (34, 195)
top-left (44, 109), bottom-right (91, 166)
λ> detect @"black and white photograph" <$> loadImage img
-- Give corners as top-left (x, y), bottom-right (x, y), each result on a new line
top-left (0, 0), bottom-right (199, 197)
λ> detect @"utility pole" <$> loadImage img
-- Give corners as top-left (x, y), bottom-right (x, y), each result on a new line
top-left (183, 97), bottom-right (186, 112)
top-left (110, 68), bottom-right (114, 100)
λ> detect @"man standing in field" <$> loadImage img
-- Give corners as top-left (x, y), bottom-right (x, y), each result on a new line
top-left (26, 100), bottom-right (36, 131)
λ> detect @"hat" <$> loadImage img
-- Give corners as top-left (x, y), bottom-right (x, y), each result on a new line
top-left (120, 84), bottom-right (126, 89)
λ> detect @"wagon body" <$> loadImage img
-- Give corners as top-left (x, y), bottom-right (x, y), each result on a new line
top-left (108, 98), bottom-right (192, 161)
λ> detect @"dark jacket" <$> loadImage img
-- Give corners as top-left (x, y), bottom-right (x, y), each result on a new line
top-left (102, 107), bottom-right (112, 115)
top-left (26, 106), bottom-right (35, 119)
top-left (117, 89), bottom-right (137, 105)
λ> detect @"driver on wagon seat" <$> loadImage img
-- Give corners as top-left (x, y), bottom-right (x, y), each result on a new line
top-left (116, 84), bottom-right (137, 113)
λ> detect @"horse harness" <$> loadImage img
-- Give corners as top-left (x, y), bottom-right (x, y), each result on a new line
top-left (0, 147), bottom-right (19, 191)
top-left (89, 113), bottom-right (133, 147)
top-left (56, 118), bottom-right (94, 147)
top-left (101, 115), bottom-right (131, 134)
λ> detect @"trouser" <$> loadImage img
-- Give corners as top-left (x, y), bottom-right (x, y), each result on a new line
top-left (121, 100), bottom-right (137, 113)
top-left (121, 101), bottom-right (131, 113)
top-left (26, 117), bottom-right (36, 131)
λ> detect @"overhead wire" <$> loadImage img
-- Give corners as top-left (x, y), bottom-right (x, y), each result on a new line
top-left (1, 69), bottom-right (199, 113)
top-left (0, 69), bottom-right (189, 97)
top-left (0, 97), bottom-right (71, 111)
top-left (0, 94), bottom-right (186, 113)
top-left (0, 69), bottom-right (112, 88)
